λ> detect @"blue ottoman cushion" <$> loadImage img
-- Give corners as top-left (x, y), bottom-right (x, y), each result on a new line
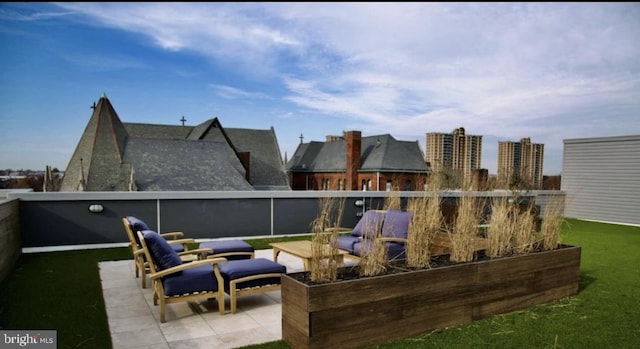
top-left (199, 240), bottom-right (255, 260)
top-left (219, 258), bottom-right (286, 291)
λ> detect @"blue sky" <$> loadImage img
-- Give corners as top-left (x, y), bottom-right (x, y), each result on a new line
top-left (1, 2), bottom-right (639, 175)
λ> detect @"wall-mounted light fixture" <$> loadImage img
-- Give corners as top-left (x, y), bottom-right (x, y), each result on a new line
top-left (88, 204), bottom-right (104, 213)
top-left (354, 200), bottom-right (364, 207)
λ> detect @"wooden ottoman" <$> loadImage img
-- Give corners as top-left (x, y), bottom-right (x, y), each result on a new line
top-left (218, 258), bottom-right (286, 313)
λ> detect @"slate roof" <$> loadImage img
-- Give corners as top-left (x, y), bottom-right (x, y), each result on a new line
top-left (225, 128), bottom-right (290, 190)
top-left (60, 94), bottom-right (289, 191)
top-left (286, 134), bottom-right (428, 173)
top-left (122, 138), bottom-right (252, 191)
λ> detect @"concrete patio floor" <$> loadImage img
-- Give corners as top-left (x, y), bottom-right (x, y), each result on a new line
top-left (99, 249), bottom-right (324, 349)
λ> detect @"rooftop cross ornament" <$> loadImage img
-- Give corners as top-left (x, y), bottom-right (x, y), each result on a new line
top-left (299, 133), bottom-right (304, 144)
top-left (90, 102), bottom-right (96, 110)
top-left (180, 116), bottom-right (186, 126)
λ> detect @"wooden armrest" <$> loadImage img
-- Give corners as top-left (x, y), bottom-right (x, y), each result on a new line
top-left (160, 231), bottom-right (184, 239)
top-left (178, 248), bottom-right (213, 257)
top-left (324, 227), bottom-right (353, 233)
top-left (378, 237), bottom-right (408, 244)
top-left (166, 238), bottom-right (195, 245)
top-left (149, 257), bottom-right (227, 279)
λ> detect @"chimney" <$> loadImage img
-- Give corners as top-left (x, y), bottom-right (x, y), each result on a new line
top-left (345, 131), bottom-right (361, 190)
top-left (238, 152), bottom-right (251, 183)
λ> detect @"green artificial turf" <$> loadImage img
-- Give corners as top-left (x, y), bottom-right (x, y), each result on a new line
top-left (0, 247), bottom-right (131, 349)
top-left (1, 219), bottom-right (638, 349)
top-left (241, 218), bottom-right (640, 349)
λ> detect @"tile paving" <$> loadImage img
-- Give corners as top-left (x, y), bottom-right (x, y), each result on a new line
top-left (99, 249), bottom-right (316, 349)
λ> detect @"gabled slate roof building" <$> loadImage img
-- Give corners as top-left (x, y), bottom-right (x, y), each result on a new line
top-left (286, 130), bottom-right (430, 191)
top-left (59, 94), bottom-right (290, 191)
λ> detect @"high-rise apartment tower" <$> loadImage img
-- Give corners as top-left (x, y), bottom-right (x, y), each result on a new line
top-left (425, 127), bottom-right (482, 180)
top-left (497, 137), bottom-right (544, 189)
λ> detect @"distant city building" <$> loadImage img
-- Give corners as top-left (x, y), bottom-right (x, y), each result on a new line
top-left (425, 127), bottom-right (482, 184)
top-left (497, 137), bottom-right (544, 189)
top-left (286, 130), bottom-right (429, 191)
top-left (59, 94), bottom-right (290, 191)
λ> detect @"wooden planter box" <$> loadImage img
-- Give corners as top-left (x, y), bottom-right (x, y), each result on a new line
top-left (282, 245), bottom-right (581, 349)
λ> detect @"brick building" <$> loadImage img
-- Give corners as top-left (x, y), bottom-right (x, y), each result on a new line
top-left (286, 131), bottom-right (429, 191)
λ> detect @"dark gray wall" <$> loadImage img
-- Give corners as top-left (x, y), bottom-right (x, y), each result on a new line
top-left (10, 190), bottom-right (560, 248)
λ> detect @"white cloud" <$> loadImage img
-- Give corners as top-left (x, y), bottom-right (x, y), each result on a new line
top-left (46, 2), bottom-right (640, 174)
top-left (208, 84), bottom-right (269, 100)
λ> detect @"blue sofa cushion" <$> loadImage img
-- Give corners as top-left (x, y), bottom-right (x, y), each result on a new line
top-left (352, 210), bottom-right (385, 238)
top-left (162, 265), bottom-right (218, 296)
top-left (352, 240), bottom-right (406, 260)
top-left (142, 230), bottom-right (183, 271)
top-left (219, 258), bottom-right (286, 291)
top-left (381, 210), bottom-right (412, 239)
top-left (336, 235), bottom-right (361, 254)
top-left (199, 240), bottom-right (255, 260)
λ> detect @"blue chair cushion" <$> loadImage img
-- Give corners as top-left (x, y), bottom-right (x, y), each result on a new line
top-left (219, 258), bottom-right (286, 291)
top-left (352, 210), bottom-right (385, 238)
top-left (127, 216), bottom-right (151, 246)
top-left (142, 230), bottom-right (183, 271)
top-left (199, 240), bottom-right (254, 260)
top-left (162, 265), bottom-right (218, 296)
top-left (128, 216), bottom-right (184, 253)
top-left (381, 210), bottom-right (412, 239)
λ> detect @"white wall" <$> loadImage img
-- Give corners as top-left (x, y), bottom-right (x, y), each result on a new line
top-left (562, 135), bottom-right (640, 226)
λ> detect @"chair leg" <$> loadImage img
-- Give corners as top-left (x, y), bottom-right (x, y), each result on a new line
top-left (218, 293), bottom-right (226, 315)
top-left (141, 268), bottom-right (147, 288)
top-left (230, 281), bottom-right (237, 314)
top-left (160, 297), bottom-right (166, 323)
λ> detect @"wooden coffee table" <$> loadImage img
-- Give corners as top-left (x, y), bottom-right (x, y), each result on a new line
top-left (269, 240), bottom-right (350, 271)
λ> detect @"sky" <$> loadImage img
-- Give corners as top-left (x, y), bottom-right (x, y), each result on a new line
top-left (1, 2), bottom-right (639, 176)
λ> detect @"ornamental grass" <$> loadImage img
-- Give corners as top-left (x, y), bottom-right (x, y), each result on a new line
top-left (309, 196), bottom-right (345, 283)
top-left (486, 196), bottom-right (513, 258)
top-left (512, 201), bottom-right (537, 254)
top-left (539, 194), bottom-right (565, 250)
top-left (406, 191), bottom-right (443, 268)
top-left (358, 214), bottom-right (387, 277)
top-left (449, 193), bottom-right (483, 263)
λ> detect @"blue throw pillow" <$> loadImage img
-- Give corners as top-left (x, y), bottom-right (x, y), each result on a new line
top-left (142, 230), bottom-right (183, 271)
top-left (381, 210), bottom-right (412, 239)
top-left (352, 210), bottom-right (385, 238)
